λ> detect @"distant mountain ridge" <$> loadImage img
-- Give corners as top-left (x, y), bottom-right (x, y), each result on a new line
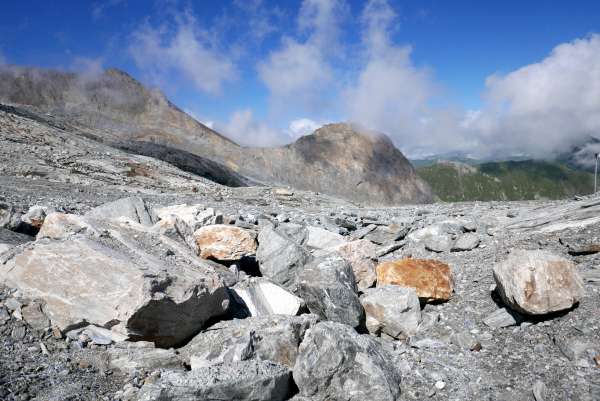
top-left (417, 159), bottom-right (594, 202)
top-left (0, 65), bottom-right (432, 205)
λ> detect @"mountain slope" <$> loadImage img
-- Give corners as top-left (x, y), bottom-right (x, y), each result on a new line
top-left (242, 123), bottom-right (433, 205)
top-left (0, 65), bottom-right (432, 205)
top-left (417, 160), bottom-right (594, 202)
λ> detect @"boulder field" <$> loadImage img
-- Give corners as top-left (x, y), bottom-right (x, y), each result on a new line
top-left (0, 194), bottom-right (597, 401)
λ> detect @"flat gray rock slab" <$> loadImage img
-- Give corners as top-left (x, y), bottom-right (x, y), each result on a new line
top-left (136, 360), bottom-right (291, 401)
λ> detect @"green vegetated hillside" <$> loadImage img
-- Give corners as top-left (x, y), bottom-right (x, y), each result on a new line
top-left (416, 160), bottom-right (595, 202)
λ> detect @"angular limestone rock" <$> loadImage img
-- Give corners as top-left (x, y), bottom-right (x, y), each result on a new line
top-left (181, 314), bottom-right (318, 369)
top-left (155, 204), bottom-right (222, 230)
top-left (376, 258), bottom-right (454, 302)
top-left (85, 197), bottom-right (154, 225)
top-left (231, 277), bottom-right (304, 317)
top-left (37, 212), bottom-right (96, 240)
top-left (293, 321), bottom-right (401, 401)
top-left (296, 254), bottom-right (364, 328)
top-left (136, 360), bottom-right (291, 401)
top-left (493, 249), bottom-right (585, 315)
top-left (361, 285), bottom-right (421, 339)
top-left (108, 341), bottom-right (183, 372)
top-left (0, 217), bottom-right (230, 348)
top-left (257, 226), bottom-right (311, 288)
top-left (194, 224), bottom-right (257, 261)
top-left (451, 233), bottom-right (480, 252)
top-left (303, 226), bottom-right (346, 250)
top-left (332, 239), bottom-right (378, 290)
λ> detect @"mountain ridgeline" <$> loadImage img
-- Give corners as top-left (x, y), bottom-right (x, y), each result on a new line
top-left (417, 160), bottom-right (594, 202)
top-left (0, 65), bottom-right (432, 205)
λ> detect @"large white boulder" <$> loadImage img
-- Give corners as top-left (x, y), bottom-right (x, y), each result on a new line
top-left (361, 285), bottom-right (421, 339)
top-left (0, 213), bottom-right (230, 347)
top-left (493, 249), bottom-right (585, 315)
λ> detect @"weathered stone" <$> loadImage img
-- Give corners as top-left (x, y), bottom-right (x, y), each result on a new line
top-left (108, 341), bottom-right (183, 372)
top-left (360, 285), bottom-right (421, 339)
top-left (257, 226), bottom-right (311, 288)
top-left (0, 218), bottom-right (230, 348)
top-left (21, 301), bottom-right (50, 332)
top-left (451, 233), bottom-right (480, 252)
top-left (296, 254), bottom-right (364, 328)
top-left (22, 205), bottom-right (55, 231)
top-left (0, 228), bottom-right (33, 246)
top-left (153, 214), bottom-right (192, 244)
top-left (293, 321), bottom-right (401, 401)
top-left (376, 259), bottom-right (454, 302)
top-left (532, 380), bottom-right (547, 401)
top-left (450, 331), bottom-right (479, 350)
top-left (352, 224), bottom-right (377, 240)
top-left (182, 314), bottom-right (318, 369)
top-left (0, 203), bottom-right (21, 231)
top-left (332, 239), bottom-right (378, 290)
top-left (37, 212), bottom-right (96, 240)
top-left (194, 224), bottom-right (257, 261)
top-left (493, 250), bottom-right (585, 315)
top-left (303, 226), bottom-right (346, 249)
top-left (560, 236), bottom-right (600, 256)
top-left (424, 234), bottom-right (453, 253)
top-left (483, 307), bottom-right (522, 328)
top-left (231, 277), bottom-right (304, 317)
top-left (155, 204), bottom-right (222, 230)
top-left (557, 338), bottom-right (600, 368)
top-left (376, 242), bottom-right (404, 258)
top-left (136, 360), bottom-right (291, 401)
top-left (275, 223), bottom-right (308, 244)
top-left (82, 325), bottom-right (128, 345)
top-left (85, 197), bottom-right (154, 225)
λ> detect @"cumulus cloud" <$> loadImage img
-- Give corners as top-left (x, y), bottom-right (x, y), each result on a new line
top-left (258, 40), bottom-right (331, 102)
top-left (342, 0), bottom-right (467, 157)
top-left (286, 118), bottom-right (323, 139)
top-left (220, 109), bottom-right (285, 147)
top-left (469, 34), bottom-right (600, 158)
top-left (129, 12), bottom-right (236, 95)
top-left (258, 0), bottom-right (345, 114)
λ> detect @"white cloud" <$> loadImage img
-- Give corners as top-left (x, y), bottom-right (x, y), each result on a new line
top-left (469, 34), bottom-right (600, 158)
top-left (298, 0), bottom-right (347, 49)
top-left (342, 0), bottom-right (468, 157)
top-left (220, 109), bottom-right (285, 147)
top-left (258, 39), bottom-right (331, 101)
top-left (129, 12), bottom-right (236, 95)
top-left (286, 118), bottom-right (322, 139)
top-left (258, 0), bottom-right (345, 114)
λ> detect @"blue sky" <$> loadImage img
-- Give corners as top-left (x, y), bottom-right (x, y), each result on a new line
top-left (1, 0), bottom-right (600, 157)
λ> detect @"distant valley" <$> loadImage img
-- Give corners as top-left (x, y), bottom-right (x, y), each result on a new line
top-left (415, 159), bottom-right (595, 202)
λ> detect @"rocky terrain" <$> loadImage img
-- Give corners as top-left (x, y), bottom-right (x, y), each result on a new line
top-left (0, 69), bottom-right (599, 401)
top-left (0, 66), bottom-right (432, 205)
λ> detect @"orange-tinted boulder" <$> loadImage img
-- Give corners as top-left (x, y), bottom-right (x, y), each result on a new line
top-left (194, 225), bottom-right (257, 261)
top-left (376, 258), bottom-right (454, 302)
